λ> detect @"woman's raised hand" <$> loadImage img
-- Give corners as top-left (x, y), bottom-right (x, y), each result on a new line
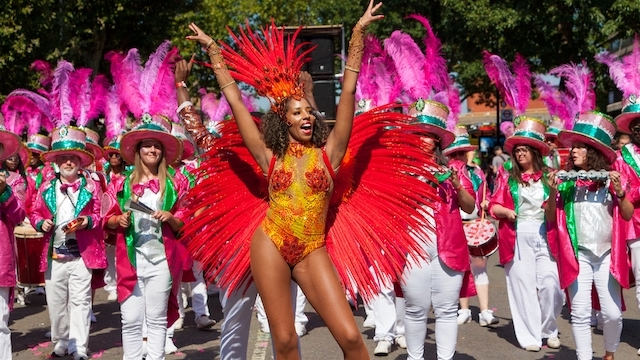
top-left (186, 23), bottom-right (214, 48)
top-left (358, 0), bottom-right (384, 27)
top-left (174, 54), bottom-right (195, 84)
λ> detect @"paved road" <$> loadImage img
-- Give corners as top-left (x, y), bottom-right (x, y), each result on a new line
top-left (10, 254), bottom-right (640, 359)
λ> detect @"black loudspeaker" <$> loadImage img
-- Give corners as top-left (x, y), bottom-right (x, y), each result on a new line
top-left (312, 80), bottom-right (336, 120)
top-left (307, 36), bottom-right (334, 76)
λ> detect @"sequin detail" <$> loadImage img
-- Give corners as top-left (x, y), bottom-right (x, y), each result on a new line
top-left (261, 144), bottom-right (333, 265)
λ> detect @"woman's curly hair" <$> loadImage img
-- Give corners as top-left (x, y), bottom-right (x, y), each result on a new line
top-left (566, 143), bottom-right (610, 172)
top-left (260, 99), bottom-right (330, 158)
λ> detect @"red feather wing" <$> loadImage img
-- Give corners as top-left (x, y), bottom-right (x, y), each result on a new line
top-left (180, 118), bottom-right (268, 293)
top-left (327, 104), bottom-right (440, 302)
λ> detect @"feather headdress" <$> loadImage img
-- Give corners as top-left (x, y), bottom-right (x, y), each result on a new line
top-left (534, 75), bottom-right (576, 130)
top-left (199, 88), bottom-right (256, 136)
top-left (106, 40), bottom-right (179, 121)
top-left (408, 14), bottom-right (448, 93)
top-left (384, 30), bottom-right (428, 102)
top-left (355, 34), bottom-right (401, 111)
top-left (595, 35), bottom-right (640, 99)
top-left (221, 20), bottom-right (314, 117)
top-left (68, 68), bottom-right (110, 127)
top-left (31, 60), bottom-right (54, 98)
top-left (483, 52), bottom-right (531, 117)
top-left (104, 85), bottom-right (127, 141)
top-left (549, 61), bottom-right (595, 119)
top-left (50, 60), bottom-right (75, 127)
top-left (1, 89), bottom-right (52, 137)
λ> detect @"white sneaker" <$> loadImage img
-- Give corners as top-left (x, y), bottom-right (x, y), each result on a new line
top-left (107, 291), bottom-right (118, 301)
top-left (374, 340), bottom-right (392, 356)
top-left (524, 345), bottom-right (540, 352)
top-left (165, 338), bottom-right (178, 354)
top-left (547, 336), bottom-right (561, 349)
top-left (259, 321), bottom-right (270, 333)
top-left (295, 322), bottom-right (307, 337)
top-left (479, 310), bottom-right (499, 326)
top-left (363, 315), bottom-right (375, 328)
top-left (457, 309), bottom-right (472, 325)
top-left (395, 335), bottom-right (407, 349)
top-left (195, 315), bottom-right (216, 330)
top-left (173, 317), bottom-right (184, 330)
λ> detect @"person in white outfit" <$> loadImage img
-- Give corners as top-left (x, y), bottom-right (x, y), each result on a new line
top-left (371, 279), bottom-right (406, 355)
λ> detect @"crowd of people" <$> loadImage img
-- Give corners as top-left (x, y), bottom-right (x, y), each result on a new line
top-left (2, 2), bottom-right (640, 360)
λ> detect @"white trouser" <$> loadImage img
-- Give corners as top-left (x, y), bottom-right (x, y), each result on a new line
top-left (470, 256), bottom-right (489, 285)
top-left (191, 261), bottom-right (210, 318)
top-left (0, 287), bottom-right (11, 359)
top-left (219, 281), bottom-right (259, 360)
top-left (372, 276), bottom-right (398, 343)
top-left (504, 221), bottom-right (562, 348)
top-left (628, 239), bottom-right (640, 309)
top-left (121, 254), bottom-right (171, 360)
top-left (103, 245), bottom-right (117, 294)
top-left (45, 258), bottom-right (92, 356)
top-left (402, 251), bottom-right (463, 360)
top-left (256, 283), bottom-right (308, 326)
top-left (395, 297), bottom-right (405, 336)
top-left (568, 251), bottom-right (622, 360)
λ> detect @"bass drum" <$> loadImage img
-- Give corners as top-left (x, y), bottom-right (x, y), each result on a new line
top-left (463, 218), bottom-right (498, 257)
top-left (14, 223), bottom-right (46, 286)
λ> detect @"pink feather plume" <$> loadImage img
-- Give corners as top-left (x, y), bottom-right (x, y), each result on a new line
top-left (30, 60), bottom-right (53, 92)
top-left (384, 31), bottom-right (428, 102)
top-left (512, 54), bottom-right (531, 115)
top-left (550, 61), bottom-right (595, 117)
top-left (534, 75), bottom-right (575, 130)
top-left (51, 60), bottom-right (75, 127)
top-left (595, 35), bottom-right (640, 98)
top-left (2, 90), bottom-right (51, 136)
top-left (408, 14), bottom-right (448, 93)
top-left (104, 85), bottom-right (127, 141)
top-left (87, 75), bottom-right (110, 121)
top-left (106, 49), bottom-right (144, 118)
top-left (148, 45), bottom-right (179, 121)
top-left (69, 68), bottom-right (93, 126)
top-left (483, 51), bottom-right (520, 114)
top-left (444, 80), bottom-right (461, 131)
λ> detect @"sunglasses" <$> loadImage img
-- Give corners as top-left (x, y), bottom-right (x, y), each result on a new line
top-left (109, 153), bottom-right (122, 159)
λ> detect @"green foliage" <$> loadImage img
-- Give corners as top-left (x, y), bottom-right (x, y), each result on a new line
top-left (1, 0), bottom-right (639, 112)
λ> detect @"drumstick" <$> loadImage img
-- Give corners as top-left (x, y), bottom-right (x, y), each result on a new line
top-left (480, 181), bottom-right (487, 222)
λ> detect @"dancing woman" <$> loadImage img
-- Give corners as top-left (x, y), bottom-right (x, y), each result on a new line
top-left (184, 2), bottom-right (382, 359)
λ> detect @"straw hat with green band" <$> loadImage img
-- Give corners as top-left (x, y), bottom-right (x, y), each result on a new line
top-left (27, 134), bottom-right (51, 154)
top-left (545, 117), bottom-right (564, 138)
top-left (558, 111), bottom-right (617, 163)
top-left (614, 95), bottom-right (640, 134)
top-left (41, 125), bottom-right (95, 167)
top-left (120, 114), bottom-right (182, 165)
top-left (408, 98), bottom-right (455, 149)
top-left (443, 126), bottom-right (476, 156)
top-left (102, 135), bottom-right (122, 161)
top-left (504, 116), bottom-right (550, 156)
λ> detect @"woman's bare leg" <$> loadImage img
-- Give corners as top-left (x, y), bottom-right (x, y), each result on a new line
top-left (293, 247), bottom-right (368, 360)
top-left (250, 230), bottom-right (298, 360)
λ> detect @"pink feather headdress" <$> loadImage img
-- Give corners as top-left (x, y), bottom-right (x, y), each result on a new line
top-left (199, 88), bottom-right (256, 136)
top-left (355, 34), bottom-right (401, 108)
top-left (407, 14), bottom-right (448, 93)
top-left (549, 61), bottom-right (595, 121)
top-left (106, 40), bottom-right (179, 122)
top-left (534, 75), bottom-right (576, 130)
top-left (595, 35), bottom-right (640, 99)
top-left (31, 60), bottom-right (54, 98)
top-left (384, 31), bottom-right (428, 102)
top-left (483, 52), bottom-right (531, 117)
top-left (50, 60), bottom-right (75, 127)
top-left (104, 85), bottom-right (127, 141)
top-left (68, 68), bottom-right (110, 127)
top-left (432, 78), bottom-right (461, 131)
top-left (1, 89), bottom-right (52, 137)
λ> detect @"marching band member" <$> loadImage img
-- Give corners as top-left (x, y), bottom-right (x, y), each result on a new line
top-left (31, 124), bottom-right (106, 360)
top-left (598, 40), bottom-right (640, 356)
top-left (551, 63), bottom-right (632, 360)
top-left (0, 120), bottom-right (26, 358)
top-left (484, 53), bottom-right (563, 352)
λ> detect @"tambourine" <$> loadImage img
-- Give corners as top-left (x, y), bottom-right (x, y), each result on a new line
top-left (62, 217), bottom-right (83, 234)
top-left (556, 169), bottom-right (609, 181)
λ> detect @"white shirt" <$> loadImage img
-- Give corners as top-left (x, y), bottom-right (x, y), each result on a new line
top-left (53, 179), bottom-right (79, 248)
top-left (574, 184), bottom-right (613, 256)
top-left (133, 189), bottom-right (166, 264)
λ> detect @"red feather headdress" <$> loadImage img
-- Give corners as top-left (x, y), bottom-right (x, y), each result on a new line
top-left (221, 20), bottom-right (315, 116)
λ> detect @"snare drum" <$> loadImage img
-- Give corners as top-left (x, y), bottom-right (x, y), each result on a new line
top-left (463, 218), bottom-right (498, 257)
top-left (14, 224), bottom-right (45, 286)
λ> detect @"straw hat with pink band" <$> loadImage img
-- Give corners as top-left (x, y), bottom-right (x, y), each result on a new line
top-left (102, 85), bottom-right (127, 160)
top-left (596, 37), bottom-right (640, 134)
top-left (550, 62), bottom-right (618, 163)
top-left (41, 126), bottom-right (95, 167)
top-left (384, 15), bottom-right (456, 149)
top-left (107, 41), bottom-right (183, 165)
top-left (444, 126), bottom-right (476, 157)
top-left (83, 128), bottom-right (103, 160)
top-left (28, 134), bottom-right (51, 154)
top-left (483, 51), bottom-right (550, 156)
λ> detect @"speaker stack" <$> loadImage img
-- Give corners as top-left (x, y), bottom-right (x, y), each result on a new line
top-left (287, 25), bottom-right (343, 121)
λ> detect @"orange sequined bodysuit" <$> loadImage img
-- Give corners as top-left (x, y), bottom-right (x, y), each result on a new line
top-left (261, 142), bottom-right (335, 265)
